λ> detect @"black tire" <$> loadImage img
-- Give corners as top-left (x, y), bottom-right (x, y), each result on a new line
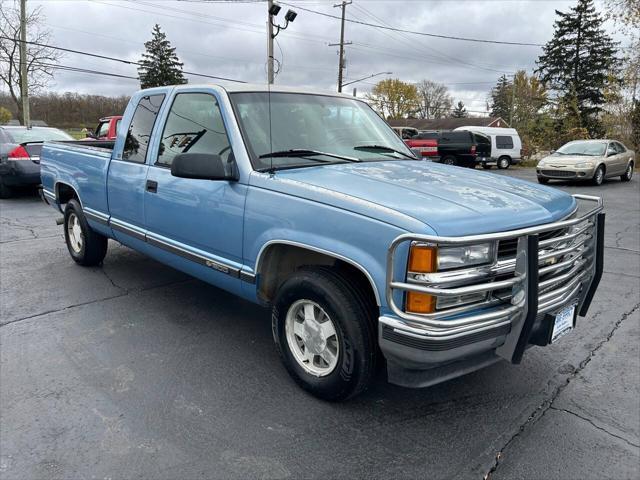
top-left (482, 164), bottom-right (492, 170)
top-left (537, 176), bottom-right (549, 184)
top-left (64, 199), bottom-right (108, 266)
top-left (0, 179), bottom-right (12, 199)
top-left (272, 267), bottom-right (377, 401)
top-left (621, 163), bottom-right (633, 182)
top-left (592, 165), bottom-right (605, 186)
top-left (497, 156), bottom-right (511, 169)
top-left (442, 156), bottom-right (456, 166)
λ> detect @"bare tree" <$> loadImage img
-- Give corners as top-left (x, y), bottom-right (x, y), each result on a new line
top-left (0, 2), bottom-right (60, 124)
top-left (416, 79), bottom-right (453, 119)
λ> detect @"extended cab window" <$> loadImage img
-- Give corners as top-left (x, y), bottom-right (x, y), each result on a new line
top-left (123, 94), bottom-right (165, 163)
top-left (496, 135), bottom-right (514, 149)
top-left (96, 121), bottom-right (109, 138)
top-left (156, 93), bottom-right (232, 167)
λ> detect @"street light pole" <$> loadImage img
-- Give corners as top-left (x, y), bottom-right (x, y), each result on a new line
top-left (332, 0), bottom-right (351, 93)
top-left (267, 0), bottom-right (275, 84)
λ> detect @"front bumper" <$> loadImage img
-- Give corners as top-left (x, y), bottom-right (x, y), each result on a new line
top-left (380, 195), bottom-right (604, 387)
top-left (537, 165), bottom-right (596, 180)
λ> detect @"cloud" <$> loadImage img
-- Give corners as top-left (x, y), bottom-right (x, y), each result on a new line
top-left (24, 0), bottom-right (628, 112)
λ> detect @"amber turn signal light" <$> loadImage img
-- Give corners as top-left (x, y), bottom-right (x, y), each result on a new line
top-left (408, 245), bottom-right (437, 273)
top-left (406, 291), bottom-right (435, 314)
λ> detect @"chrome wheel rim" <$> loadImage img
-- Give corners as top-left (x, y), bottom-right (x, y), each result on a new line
top-left (499, 158), bottom-right (508, 168)
top-left (67, 213), bottom-right (83, 253)
top-left (626, 165), bottom-right (633, 179)
top-left (285, 299), bottom-right (339, 377)
top-left (595, 168), bottom-right (604, 184)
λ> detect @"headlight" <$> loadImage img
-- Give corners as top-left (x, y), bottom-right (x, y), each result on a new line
top-left (537, 159), bottom-right (546, 167)
top-left (405, 242), bottom-right (495, 314)
top-left (438, 243), bottom-right (494, 270)
top-left (575, 161), bottom-right (594, 169)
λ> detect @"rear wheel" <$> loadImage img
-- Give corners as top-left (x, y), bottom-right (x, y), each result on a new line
top-left (64, 199), bottom-right (108, 266)
top-left (497, 156), bottom-right (511, 169)
top-left (442, 156), bottom-right (456, 166)
top-left (272, 267), bottom-right (376, 401)
top-left (592, 165), bottom-right (605, 186)
top-left (621, 163), bottom-right (633, 182)
top-left (0, 179), bottom-right (12, 199)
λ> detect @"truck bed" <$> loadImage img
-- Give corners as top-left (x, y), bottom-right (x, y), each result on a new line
top-left (40, 140), bottom-right (115, 218)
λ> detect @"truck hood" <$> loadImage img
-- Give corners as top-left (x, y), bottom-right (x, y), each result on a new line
top-left (270, 161), bottom-right (576, 236)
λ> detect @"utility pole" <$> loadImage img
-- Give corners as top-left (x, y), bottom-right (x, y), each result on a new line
top-left (19, 0), bottom-right (30, 127)
top-left (267, 0), bottom-right (275, 84)
top-left (329, 1), bottom-right (351, 93)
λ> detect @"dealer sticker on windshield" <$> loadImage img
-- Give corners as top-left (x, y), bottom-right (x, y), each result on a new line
top-left (552, 305), bottom-right (575, 343)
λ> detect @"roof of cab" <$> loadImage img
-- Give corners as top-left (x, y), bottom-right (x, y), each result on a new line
top-left (166, 82), bottom-right (359, 99)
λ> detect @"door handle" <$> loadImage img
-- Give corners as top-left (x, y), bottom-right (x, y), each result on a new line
top-left (146, 180), bottom-right (158, 193)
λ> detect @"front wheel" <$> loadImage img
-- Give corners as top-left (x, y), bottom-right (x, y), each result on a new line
top-left (64, 199), bottom-right (108, 266)
top-left (272, 267), bottom-right (376, 401)
top-left (621, 163), bottom-right (633, 182)
top-left (497, 156), bottom-right (511, 169)
top-left (592, 165), bottom-right (605, 186)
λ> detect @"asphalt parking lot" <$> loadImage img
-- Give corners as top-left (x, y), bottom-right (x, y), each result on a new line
top-left (1, 167), bottom-right (638, 479)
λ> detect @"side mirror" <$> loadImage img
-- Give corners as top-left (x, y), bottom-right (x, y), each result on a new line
top-left (171, 153), bottom-right (238, 181)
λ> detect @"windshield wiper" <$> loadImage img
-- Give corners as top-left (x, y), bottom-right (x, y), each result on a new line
top-left (353, 144), bottom-right (416, 160)
top-left (258, 149), bottom-right (361, 162)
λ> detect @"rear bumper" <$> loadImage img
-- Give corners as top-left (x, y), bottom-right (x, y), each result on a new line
top-left (380, 195), bottom-right (605, 388)
top-left (0, 160), bottom-right (41, 186)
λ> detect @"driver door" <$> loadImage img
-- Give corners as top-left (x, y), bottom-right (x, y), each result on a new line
top-left (143, 91), bottom-right (247, 290)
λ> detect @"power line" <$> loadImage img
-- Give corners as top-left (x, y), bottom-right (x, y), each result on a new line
top-left (0, 36), bottom-right (247, 83)
top-left (280, 1), bottom-right (543, 46)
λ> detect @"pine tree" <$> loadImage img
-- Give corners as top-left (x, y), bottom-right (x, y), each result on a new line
top-left (452, 101), bottom-right (467, 118)
top-left (138, 24), bottom-right (187, 89)
top-left (536, 0), bottom-right (619, 136)
top-left (490, 74), bottom-right (512, 120)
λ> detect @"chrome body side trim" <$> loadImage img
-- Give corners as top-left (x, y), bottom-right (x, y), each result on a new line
top-left (83, 207), bottom-right (110, 226)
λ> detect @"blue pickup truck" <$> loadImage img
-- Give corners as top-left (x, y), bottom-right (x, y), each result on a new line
top-left (40, 84), bottom-right (604, 401)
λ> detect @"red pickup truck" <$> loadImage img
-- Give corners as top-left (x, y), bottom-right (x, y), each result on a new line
top-left (404, 137), bottom-right (438, 159)
top-left (87, 116), bottom-right (122, 140)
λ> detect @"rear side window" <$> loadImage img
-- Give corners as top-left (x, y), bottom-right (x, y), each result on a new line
top-left (123, 94), bottom-right (165, 163)
top-left (496, 135), bottom-right (514, 149)
top-left (156, 93), bottom-right (232, 168)
top-left (614, 142), bottom-right (626, 153)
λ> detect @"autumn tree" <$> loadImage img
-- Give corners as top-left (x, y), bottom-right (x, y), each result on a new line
top-left (0, 106), bottom-right (11, 125)
top-left (452, 101), bottom-right (467, 118)
top-left (367, 79), bottom-right (419, 119)
top-left (138, 24), bottom-right (186, 89)
top-left (415, 79), bottom-right (453, 119)
top-left (536, 0), bottom-right (619, 136)
top-left (0, 3), bottom-right (60, 124)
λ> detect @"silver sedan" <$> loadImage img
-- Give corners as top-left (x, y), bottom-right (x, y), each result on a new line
top-left (536, 139), bottom-right (635, 186)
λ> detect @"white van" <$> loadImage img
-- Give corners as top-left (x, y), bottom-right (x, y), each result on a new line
top-left (454, 126), bottom-right (522, 169)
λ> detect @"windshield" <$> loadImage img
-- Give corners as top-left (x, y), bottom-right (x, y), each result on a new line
top-left (555, 141), bottom-right (606, 156)
top-left (230, 92), bottom-right (415, 170)
top-left (5, 128), bottom-right (73, 143)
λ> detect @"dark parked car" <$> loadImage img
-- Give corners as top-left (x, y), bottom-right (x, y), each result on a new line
top-left (0, 126), bottom-right (74, 198)
top-left (418, 130), bottom-right (491, 168)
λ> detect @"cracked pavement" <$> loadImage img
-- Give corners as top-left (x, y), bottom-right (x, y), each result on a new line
top-left (1, 169), bottom-right (638, 479)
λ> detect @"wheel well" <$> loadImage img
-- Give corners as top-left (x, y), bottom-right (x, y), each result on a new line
top-left (256, 244), bottom-right (379, 309)
top-left (56, 183), bottom-right (79, 205)
top-left (597, 163), bottom-right (606, 174)
top-left (499, 155), bottom-right (511, 162)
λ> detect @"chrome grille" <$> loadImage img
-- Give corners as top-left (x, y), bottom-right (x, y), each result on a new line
top-left (385, 195), bottom-right (603, 339)
top-left (540, 170), bottom-right (576, 178)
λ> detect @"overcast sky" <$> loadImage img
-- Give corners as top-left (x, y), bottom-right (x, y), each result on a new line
top-left (2, 0), bottom-right (632, 114)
